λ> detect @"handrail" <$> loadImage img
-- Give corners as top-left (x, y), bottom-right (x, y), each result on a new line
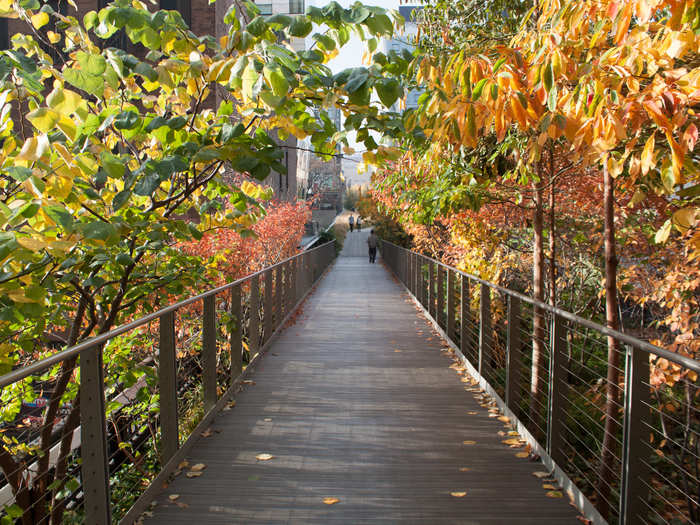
top-left (380, 240), bottom-right (700, 373)
top-left (0, 241), bottom-right (335, 389)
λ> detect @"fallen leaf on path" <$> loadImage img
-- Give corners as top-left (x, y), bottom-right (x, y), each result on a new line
top-left (467, 411), bottom-right (478, 415)
top-left (264, 418), bottom-right (272, 422)
top-left (323, 497), bottom-right (340, 505)
top-left (227, 400), bottom-right (237, 408)
top-left (394, 349), bottom-right (401, 352)
top-left (168, 494), bottom-right (179, 501)
top-left (515, 452), bottom-right (529, 458)
top-left (450, 491), bottom-right (467, 497)
top-left (459, 467), bottom-right (471, 472)
top-left (533, 472), bottom-right (550, 478)
top-left (256, 453), bottom-right (274, 461)
top-left (201, 428), bottom-right (213, 438)
top-left (462, 440), bottom-right (476, 445)
top-left (174, 501), bottom-right (189, 508)
top-left (542, 484), bottom-right (556, 490)
top-left (546, 491), bottom-right (564, 498)
top-left (507, 431), bottom-right (520, 436)
top-left (177, 461), bottom-right (189, 469)
top-left (242, 380), bottom-right (256, 385)
top-left (502, 438), bottom-right (524, 446)
top-left (498, 416), bottom-right (510, 423)
top-left (186, 471), bottom-right (202, 478)
top-left (190, 463), bottom-right (207, 471)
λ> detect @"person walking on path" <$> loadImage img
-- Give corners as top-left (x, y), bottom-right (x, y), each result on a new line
top-left (348, 215), bottom-right (354, 233)
top-left (356, 216), bottom-right (362, 231)
top-left (367, 229), bottom-right (378, 263)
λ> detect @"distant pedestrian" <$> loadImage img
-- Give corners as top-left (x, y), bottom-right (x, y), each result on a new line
top-left (356, 216), bottom-right (362, 231)
top-left (367, 229), bottom-right (378, 263)
top-left (348, 215), bottom-right (354, 233)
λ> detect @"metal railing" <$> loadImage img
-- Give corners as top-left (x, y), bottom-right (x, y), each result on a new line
top-left (0, 241), bottom-right (336, 525)
top-left (380, 240), bottom-right (700, 525)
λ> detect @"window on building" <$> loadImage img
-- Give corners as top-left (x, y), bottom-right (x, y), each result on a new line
top-left (256, 3), bottom-right (272, 15)
top-left (160, 0), bottom-right (191, 28)
top-left (288, 0), bottom-right (303, 14)
top-left (0, 19), bottom-right (8, 50)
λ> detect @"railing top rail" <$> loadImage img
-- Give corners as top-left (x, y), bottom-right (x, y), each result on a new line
top-left (382, 239), bottom-right (700, 374)
top-left (0, 242), bottom-right (335, 389)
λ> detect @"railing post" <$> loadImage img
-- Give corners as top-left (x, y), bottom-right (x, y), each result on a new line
top-left (505, 296), bottom-right (521, 415)
top-left (264, 269), bottom-right (273, 342)
top-left (230, 284), bottom-right (242, 379)
top-left (547, 313), bottom-right (567, 466)
top-left (249, 274), bottom-right (260, 357)
top-left (478, 283), bottom-right (492, 376)
top-left (620, 344), bottom-right (650, 524)
top-left (429, 261), bottom-right (436, 319)
top-left (80, 345), bottom-right (111, 525)
top-left (159, 311), bottom-right (179, 463)
top-left (437, 265), bottom-right (445, 329)
top-left (275, 264), bottom-right (283, 324)
top-left (292, 256), bottom-right (299, 305)
top-left (414, 253), bottom-right (419, 299)
top-left (202, 295), bottom-right (217, 410)
top-left (447, 269), bottom-right (456, 341)
top-left (460, 275), bottom-right (470, 359)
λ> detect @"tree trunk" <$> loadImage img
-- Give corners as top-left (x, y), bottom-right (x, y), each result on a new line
top-left (530, 162), bottom-right (546, 426)
top-left (597, 164), bottom-right (622, 519)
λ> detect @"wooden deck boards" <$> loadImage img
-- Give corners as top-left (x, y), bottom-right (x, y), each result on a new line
top-left (144, 231), bottom-right (580, 524)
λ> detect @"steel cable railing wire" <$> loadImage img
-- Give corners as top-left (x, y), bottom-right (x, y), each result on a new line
top-left (379, 240), bottom-right (700, 525)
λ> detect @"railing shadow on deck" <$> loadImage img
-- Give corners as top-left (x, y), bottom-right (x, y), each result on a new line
top-left (0, 242), bottom-right (336, 525)
top-left (380, 240), bottom-right (700, 525)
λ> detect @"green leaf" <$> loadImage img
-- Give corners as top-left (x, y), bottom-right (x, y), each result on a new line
top-left (112, 189), bottom-right (131, 210)
top-left (472, 78), bottom-right (488, 100)
top-left (246, 16), bottom-right (267, 37)
top-left (101, 152), bottom-right (125, 178)
top-left (263, 65), bottom-right (289, 97)
top-left (547, 85), bottom-right (557, 112)
top-left (114, 110), bottom-right (139, 130)
top-left (44, 205), bottom-right (74, 230)
top-left (288, 15), bottom-right (312, 37)
top-left (341, 5), bottom-right (370, 24)
top-left (266, 13), bottom-right (291, 27)
top-left (81, 221), bottom-right (117, 242)
top-left (543, 62), bottom-right (554, 92)
top-left (345, 68), bottom-right (369, 94)
top-left (375, 78), bottom-right (401, 108)
top-left (490, 83), bottom-right (498, 100)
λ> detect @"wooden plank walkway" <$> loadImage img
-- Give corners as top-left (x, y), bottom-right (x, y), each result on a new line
top-left (144, 231), bottom-right (580, 524)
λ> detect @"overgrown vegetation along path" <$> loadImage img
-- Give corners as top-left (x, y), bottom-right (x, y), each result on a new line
top-left (145, 234), bottom-right (579, 523)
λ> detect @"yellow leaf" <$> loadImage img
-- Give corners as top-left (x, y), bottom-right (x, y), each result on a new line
top-left (462, 440), bottom-right (476, 445)
top-left (672, 207), bottom-right (697, 234)
top-left (47, 31), bottom-right (61, 44)
top-left (450, 491), bottom-right (467, 497)
top-left (190, 463), bottom-right (207, 471)
top-left (542, 484), bottom-right (556, 489)
top-left (16, 135), bottom-right (50, 162)
top-left (255, 453), bottom-right (274, 461)
top-left (168, 494), bottom-right (180, 501)
top-left (515, 451), bottom-right (529, 458)
top-left (546, 491), bottom-right (564, 498)
top-left (17, 236), bottom-right (48, 251)
top-left (31, 11), bottom-right (49, 29)
top-left (323, 497), bottom-right (340, 505)
top-left (8, 290), bottom-right (36, 303)
top-left (641, 133), bottom-right (655, 175)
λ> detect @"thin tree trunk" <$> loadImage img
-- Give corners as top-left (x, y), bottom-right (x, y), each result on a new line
top-left (530, 161), bottom-right (546, 426)
top-left (597, 164), bottom-right (622, 519)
